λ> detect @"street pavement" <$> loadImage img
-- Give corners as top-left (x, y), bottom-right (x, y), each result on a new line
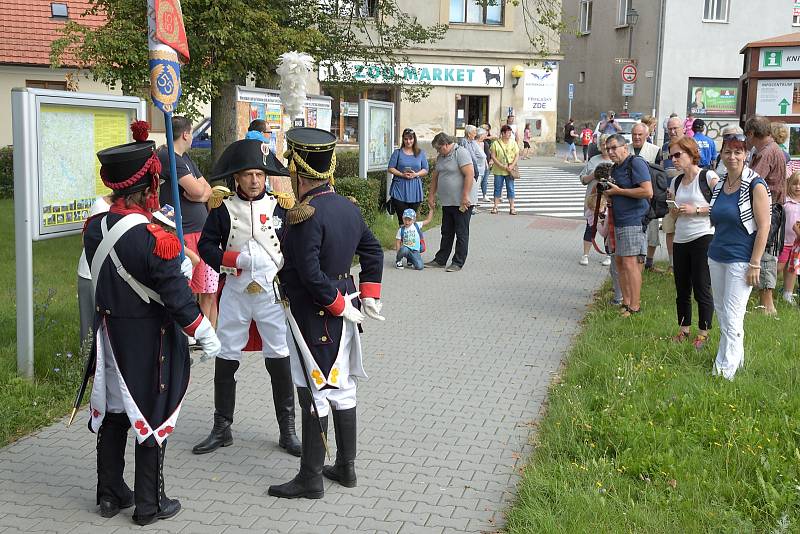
top-left (0, 158), bottom-right (608, 533)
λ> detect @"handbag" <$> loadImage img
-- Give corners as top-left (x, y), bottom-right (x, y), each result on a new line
top-left (496, 141), bottom-right (520, 179)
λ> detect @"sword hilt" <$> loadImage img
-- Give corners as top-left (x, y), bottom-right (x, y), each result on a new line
top-left (66, 407), bottom-right (78, 428)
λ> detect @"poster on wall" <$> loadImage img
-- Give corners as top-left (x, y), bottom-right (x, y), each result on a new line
top-left (523, 68), bottom-right (558, 113)
top-left (756, 79), bottom-right (800, 116)
top-left (358, 99), bottom-right (395, 177)
top-left (686, 78), bottom-right (738, 117)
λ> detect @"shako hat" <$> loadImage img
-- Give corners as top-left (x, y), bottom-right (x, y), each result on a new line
top-left (284, 127), bottom-right (337, 182)
top-left (96, 121), bottom-right (162, 206)
top-left (210, 139), bottom-right (290, 182)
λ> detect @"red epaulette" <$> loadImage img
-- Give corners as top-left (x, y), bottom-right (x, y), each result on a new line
top-left (146, 223), bottom-right (181, 260)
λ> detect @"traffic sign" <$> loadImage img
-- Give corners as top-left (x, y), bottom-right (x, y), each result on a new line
top-left (568, 83), bottom-right (574, 99)
top-left (622, 83), bottom-right (635, 97)
top-left (615, 58), bottom-right (635, 64)
top-left (621, 64), bottom-right (637, 83)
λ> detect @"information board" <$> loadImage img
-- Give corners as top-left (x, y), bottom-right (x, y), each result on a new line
top-left (358, 99), bottom-right (395, 177)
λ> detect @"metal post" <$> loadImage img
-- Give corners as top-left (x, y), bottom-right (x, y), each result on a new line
top-left (568, 98), bottom-right (573, 120)
top-left (12, 89), bottom-right (34, 378)
top-left (625, 23), bottom-right (634, 113)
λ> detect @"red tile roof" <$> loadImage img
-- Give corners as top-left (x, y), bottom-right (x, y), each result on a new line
top-left (0, 0), bottom-right (105, 66)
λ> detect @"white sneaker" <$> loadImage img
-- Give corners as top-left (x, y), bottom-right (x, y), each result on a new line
top-left (395, 261), bottom-right (404, 270)
top-left (601, 256), bottom-right (611, 266)
top-left (579, 255), bottom-right (589, 266)
top-left (782, 292), bottom-right (796, 305)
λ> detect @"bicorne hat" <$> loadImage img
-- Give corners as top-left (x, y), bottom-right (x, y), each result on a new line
top-left (210, 139), bottom-right (290, 182)
top-left (284, 127), bottom-right (337, 182)
top-left (96, 121), bottom-right (162, 209)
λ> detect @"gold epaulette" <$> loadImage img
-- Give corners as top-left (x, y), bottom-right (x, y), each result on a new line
top-left (208, 186), bottom-right (233, 209)
top-left (287, 199), bottom-right (315, 225)
top-left (269, 190), bottom-right (296, 210)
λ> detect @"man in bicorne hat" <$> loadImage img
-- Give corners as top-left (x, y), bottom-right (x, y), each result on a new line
top-left (268, 127), bottom-right (385, 500)
top-left (83, 121), bottom-right (221, 525)
top-left (193, 139), bottom-right (302, 457)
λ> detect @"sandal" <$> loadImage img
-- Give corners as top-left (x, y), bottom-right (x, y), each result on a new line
top-left (509, 209), bottom-right (518, 215)
top-left (620, 305), bottom-right (641, 318)
top-left (490, 207), bottom-right (498, 214)
top-left (671, 331), bottom-right (690, 343)
top-left (692, 334), bottom-right (708, 350)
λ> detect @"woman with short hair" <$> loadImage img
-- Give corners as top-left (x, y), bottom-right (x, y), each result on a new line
top-left (667, 136), bottom-right (719, 349)
top-left (387, 128), bottom-right (429, 225)
top-left (490, 125), bottom-right (520, 215)
top-left (707, 133), bottom-right (771, 380)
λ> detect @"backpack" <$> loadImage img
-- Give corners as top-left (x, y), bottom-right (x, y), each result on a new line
top-left (673, 169), bottom-right (712, 203)
top-left (457, 141), bottom-right (480, 180)
top-left (626, 155), bottom-right (670, 221)
top-left (400, 223), bottom-right (426, 253)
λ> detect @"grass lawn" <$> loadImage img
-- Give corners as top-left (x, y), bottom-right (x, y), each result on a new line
top-left (0, 198), bottom-right (86, 447)
top-left (507, 269), bottom-right (800, 532)
top-left (370, 207), bottom-right (443, 251)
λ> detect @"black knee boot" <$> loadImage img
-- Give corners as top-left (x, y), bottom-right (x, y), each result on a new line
top-left (267, 388), bottom-right (327, 499)
top-left (323, 407), bottom-right (357, 487)
top-left (193, 358), bottom-right (238, 454)
top-left (96, 413), bottom-right (134, 517)
top-left (132, 442), bottom-right (181, 526)
top-left (264, 357), bottom-right (301, 457)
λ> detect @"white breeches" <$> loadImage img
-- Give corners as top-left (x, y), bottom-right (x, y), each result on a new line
top-left (709, 259), bottom-right (752, 380)
top-left (103, 341), bottom-right (125, 414)
top-left (216, 284), bottom-right (289, 361)
top-left (288, 323), bottom-right (358, 418)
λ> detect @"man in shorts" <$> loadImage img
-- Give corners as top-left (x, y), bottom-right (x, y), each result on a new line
top-left (158, 116), bottom-right (219, 329)
top-left (658, 116), bottom-right (685, 272)
top-left (603, 134), bottom-right (653, 315)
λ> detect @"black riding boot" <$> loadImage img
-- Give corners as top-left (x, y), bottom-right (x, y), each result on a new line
top-left (96, 412), bottom-right (134, 517)
top-left (192, 358), bottom-right (239, 454)
top-left (264, 357), bottom-right (301, 457)
top-left (132, 442), bottom-right (181, 525)
top-left (323, 407), bottom-right (358, 487)
top-left (267, 388), bottom-right (327, 499)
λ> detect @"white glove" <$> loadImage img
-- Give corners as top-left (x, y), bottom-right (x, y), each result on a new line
top-left (180, 257), bottom-right (193, 280)
top-left (340, 293), bottom-right (365, 324)
top-left (193, 316), bottom-right (221, 357)
top-left (236, 250), bottom-right (252, 271)
top-left (361, 297), bottom-right (385, 321)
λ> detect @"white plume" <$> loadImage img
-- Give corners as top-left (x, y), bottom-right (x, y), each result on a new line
top-left (277, 51), bottom-right (315, 121)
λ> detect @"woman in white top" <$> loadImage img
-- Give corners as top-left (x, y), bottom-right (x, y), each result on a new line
top-left (667, 137), bottom-right (719, 349)
top-left (77, 195), bottom-right (112, 351)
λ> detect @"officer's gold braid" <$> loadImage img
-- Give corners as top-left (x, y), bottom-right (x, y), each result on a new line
top-left (284, 149), bottom-right (337, 185)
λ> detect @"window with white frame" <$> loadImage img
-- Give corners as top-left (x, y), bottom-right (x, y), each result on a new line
top-left (449, 0), bottom-right (504, 25)
top-left (793, 1), bottom-right (800, 26)
top-left (703, 0), bottom-right (729, 22)
top-left (580, 0), bottom-right (593, 34)
top-left (320, 0), bottom-right (378, 18)
top-left (616, 0), bottom-right (629, 26)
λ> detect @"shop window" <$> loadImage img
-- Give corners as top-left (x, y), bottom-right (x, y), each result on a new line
top-left (703, 0), bottom-right (729, 22)
top-left (579, 0), bottom-right (592, 34)
top-left (449, 0), bottom-right (503, 25)
top-left (322, 86), bottom-right (396, 144)
top-left (26, 79), bottom-right (68, 90)
top-left (322, 0), bottom-right (378, 17)
top-left (616, 0), bottom-right (628, 26)
top-left (455, 95), bottom-right (489, 137)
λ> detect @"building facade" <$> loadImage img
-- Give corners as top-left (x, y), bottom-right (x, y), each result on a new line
top-left (312, 0), bottom-right (562, 153)
top-left (558, 0), bottom-right (800, 144)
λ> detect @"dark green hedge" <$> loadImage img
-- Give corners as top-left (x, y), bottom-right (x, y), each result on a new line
top-left (334, 176), bottom-right (382, 228)
top-left (187, 148), bottom-right (213, 179)
top-left (0, 147), bottom-right (12, 199)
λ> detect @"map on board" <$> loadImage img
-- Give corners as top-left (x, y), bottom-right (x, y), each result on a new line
top-left (38, 105), bottom-right (132, 233)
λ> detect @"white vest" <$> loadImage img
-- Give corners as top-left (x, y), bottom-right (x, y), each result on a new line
top-left (631, 142), bottom-right (660, 164)
top-left (223, 194), bottom-right (284, 292)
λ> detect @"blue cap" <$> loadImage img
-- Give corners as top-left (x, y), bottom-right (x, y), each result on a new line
top-left (402, 208), bottom-right (416, 220)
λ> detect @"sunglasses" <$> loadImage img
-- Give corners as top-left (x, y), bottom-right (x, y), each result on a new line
top-left (669, 151), bottom-right (684, 159)
top-left (402, 129), bottom-right (415, 135)
top-left (722, 133), bottom-right (747, 142)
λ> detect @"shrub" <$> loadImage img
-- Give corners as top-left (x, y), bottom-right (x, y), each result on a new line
top-left (0, 147), bottom-right (13, 199)
top-left (187, 148), bottom-right (213, 179)
top-left (334, 176), bottom-right (381, 228)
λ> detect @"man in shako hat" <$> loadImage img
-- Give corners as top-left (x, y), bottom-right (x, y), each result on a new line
top-left (192, 139), bottom-right (302, 457)
top-left (83, 122), bottom-right (221, 525)
top-left (268, 127), bottom-right (385, 500)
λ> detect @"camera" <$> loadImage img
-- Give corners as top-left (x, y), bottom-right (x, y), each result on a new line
top-left (594, 163), bottom-right (615, 192)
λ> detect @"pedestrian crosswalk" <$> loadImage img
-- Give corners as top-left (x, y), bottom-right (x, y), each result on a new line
top-left (477, 165), bottom-right (587, 219)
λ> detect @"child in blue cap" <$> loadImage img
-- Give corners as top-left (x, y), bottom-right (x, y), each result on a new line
top-left (395, 208), bottom-right (432, 270)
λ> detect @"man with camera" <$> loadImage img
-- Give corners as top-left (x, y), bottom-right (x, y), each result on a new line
top-left (599, 110), bottom-right (623, 135)
top-left (601, 134), bottom-right (653, 316)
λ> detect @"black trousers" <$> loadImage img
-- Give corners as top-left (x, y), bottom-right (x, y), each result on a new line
top-left (391, 199), bottom-right (421, 226)
top-left (434, 205), bottom-right (472, 267)
top-left (672, 234), bottom-right (714, 330)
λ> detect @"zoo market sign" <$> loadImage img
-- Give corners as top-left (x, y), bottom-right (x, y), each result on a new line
top-left (319, 62), bottom-right (505, 88)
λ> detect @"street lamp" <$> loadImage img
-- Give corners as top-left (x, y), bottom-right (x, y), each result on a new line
top-left (624, 7), bottom-right (639, 112)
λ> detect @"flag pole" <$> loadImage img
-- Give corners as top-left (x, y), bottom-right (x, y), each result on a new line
top-left (163, 112), bottom-right (185, 261)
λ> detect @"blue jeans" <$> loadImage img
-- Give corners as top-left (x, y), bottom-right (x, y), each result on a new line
top-left (396, 246), bottom-right (424, 270)
top-left (493, 174), bottom-right (515, 199)
top-left (481, 167), bottom-right (491, 198)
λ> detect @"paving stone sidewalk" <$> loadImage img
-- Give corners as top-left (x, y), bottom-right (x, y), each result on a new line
top-left (0, 175), bottom-right (608, 533)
